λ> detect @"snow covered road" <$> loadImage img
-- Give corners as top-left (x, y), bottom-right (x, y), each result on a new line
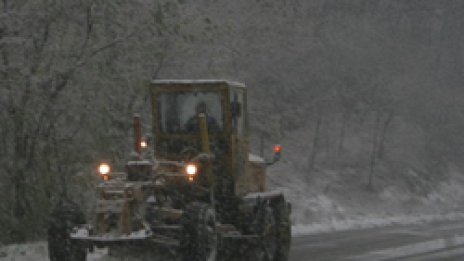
top-left (290, 219), bottom-right (464, 260)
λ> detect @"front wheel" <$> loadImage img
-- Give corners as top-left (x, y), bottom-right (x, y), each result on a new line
top-left (180, 203), bottom-right (218, 261)
top-left (47, 200), bottom-right (87, 261)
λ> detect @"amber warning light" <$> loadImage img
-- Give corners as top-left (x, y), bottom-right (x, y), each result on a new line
top-left (274, 145), bottom-right (282, 154)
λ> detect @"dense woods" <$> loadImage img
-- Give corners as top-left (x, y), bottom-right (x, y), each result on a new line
top-left (1, 0), bottom-right (464, 242)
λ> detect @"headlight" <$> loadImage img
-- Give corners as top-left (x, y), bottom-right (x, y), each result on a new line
top-left (185, 164), bottom-right (198, 175)
top-left (140, 140), bottom-right (148, 149)
top-left (98, 163), bottom-right (111, 175)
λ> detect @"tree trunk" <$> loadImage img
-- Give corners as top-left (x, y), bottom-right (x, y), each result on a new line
top-left (368, 112), bottom-right (381, 189)
top-left (259, 135), bottom-right (264, 157)
top-left (337, 112), bottom-right (350, 157)
top-left (377, 110), bottom-right (395, 160)
top-left (324, 118), bottom-right (330, 156)
top-left (2, 0), bottom-right (7, 13)
top-left (308, 116), bottom-right (322, 178)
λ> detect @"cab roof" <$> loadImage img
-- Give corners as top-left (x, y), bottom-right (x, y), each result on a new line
top-left (151, 79), bottom-right (246, 89)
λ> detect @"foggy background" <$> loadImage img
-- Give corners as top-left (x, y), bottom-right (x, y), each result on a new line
top-left (1, 0), bottom-right (464, 244)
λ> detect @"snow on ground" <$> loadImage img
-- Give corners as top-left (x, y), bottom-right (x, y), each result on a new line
top-left (349, 234), bottom-right (464, 261)
top-left (0, 242), bottom-right (177, 261)
top-left (284, 170), bottom-right (464, 236)
top-left (0, 243), bottom-right (47, 261)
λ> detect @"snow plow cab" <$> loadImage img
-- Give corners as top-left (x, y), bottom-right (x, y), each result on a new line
top-left (47, 80), bottom-right (291, 261)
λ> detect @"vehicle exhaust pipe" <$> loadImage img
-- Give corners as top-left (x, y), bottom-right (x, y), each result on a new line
top-left (133, 114), bottom-right (142, 154)
top-left (198, 113), bottom-right (211, 155)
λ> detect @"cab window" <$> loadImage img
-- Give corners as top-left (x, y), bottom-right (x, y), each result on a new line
top-left (158, 92), bottom-right (223, 133)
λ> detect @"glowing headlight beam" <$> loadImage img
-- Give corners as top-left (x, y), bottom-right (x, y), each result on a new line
top-left (185, 164), bottom-right (198, 176)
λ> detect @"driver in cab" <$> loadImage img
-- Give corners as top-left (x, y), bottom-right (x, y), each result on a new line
top-left (185, 101), bottom-right (219, 133)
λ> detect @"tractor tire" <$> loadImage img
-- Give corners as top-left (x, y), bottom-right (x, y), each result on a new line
top-left (47, 200), bottom-right (87, 261)
top-left (180, 202), bottom-right (218, 261)
top-left (272, 198), bottom-right (291, 261)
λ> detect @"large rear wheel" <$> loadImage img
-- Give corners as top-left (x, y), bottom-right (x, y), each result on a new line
top-left (272, 198), bottom-right (291, 261)
top-left (255, 205), bottom-right (278, 261)
top-left (254, 198), bottom-right (291, 261)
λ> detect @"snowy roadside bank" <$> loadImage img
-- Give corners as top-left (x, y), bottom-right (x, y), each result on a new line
top-left (0, 242), bottom-right (107, 261)
top-left (292, 212), bottom-right (464, 236)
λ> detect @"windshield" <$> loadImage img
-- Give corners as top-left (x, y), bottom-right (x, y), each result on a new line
top-left (158, 91), bottom-right (223, 133)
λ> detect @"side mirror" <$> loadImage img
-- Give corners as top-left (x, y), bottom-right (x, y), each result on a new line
top-left (231, 101), bottom-right (242, 117)
top-left (267, 145), bottom-right (282, 165)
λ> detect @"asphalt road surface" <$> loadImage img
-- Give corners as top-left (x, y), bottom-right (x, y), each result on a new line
top-left (289, 219), bottom-right (464, 261)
